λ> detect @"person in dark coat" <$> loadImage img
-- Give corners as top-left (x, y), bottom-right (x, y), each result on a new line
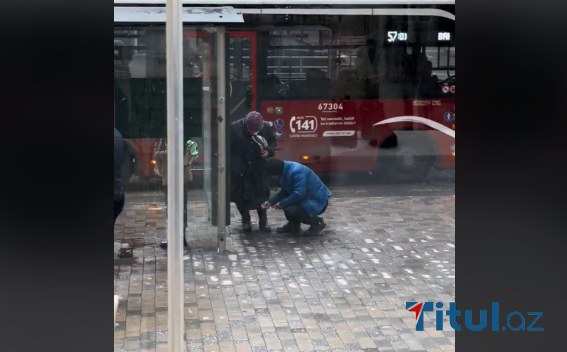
top-left (262, 158), bottom-right (331, 235)
top-left (114, 128), bottom-right (126, 223)
top-left (230, 111), bottom-right (276, 232)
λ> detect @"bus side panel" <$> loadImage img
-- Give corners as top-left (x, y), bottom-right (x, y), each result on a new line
top-left (260, 98), bottom-right (455, 172)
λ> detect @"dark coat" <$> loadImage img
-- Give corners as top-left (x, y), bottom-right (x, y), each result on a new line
top-left (230, 118), bottom-right (276, 210)
top-left (114, 128), bottom-right (126, 201)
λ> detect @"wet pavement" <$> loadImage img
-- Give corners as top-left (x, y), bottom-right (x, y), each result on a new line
top-left (114, 176), bottom-right (455, 352)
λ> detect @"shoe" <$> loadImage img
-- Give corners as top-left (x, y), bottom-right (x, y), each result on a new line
top-left (242, 221), bottom-right (252, 232)
top-left (259, 212), bottom-right (271, 232)
top-left (304, 217), bottom-right (326, 236)
top-left (259, 222), bottom-right (271, 233)
top-left (160, 240), bottom-right (188, 249)
top-left (276, 222), bottom-right (300, 234)
top-left (242, 213), bottom-right (252, 232)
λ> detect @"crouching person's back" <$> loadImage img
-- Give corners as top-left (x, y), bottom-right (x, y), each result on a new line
top-left (262, 158), bottom-right (331, 235)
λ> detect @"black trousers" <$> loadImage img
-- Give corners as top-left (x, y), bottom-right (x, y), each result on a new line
top-left (164, 185), bottom-right (189, 235)
top-left (236, 203), bottom-right (267, 224)
top-left (283, 204), bottom-right (312, 225)
top-left (279, 191), bottom-right (328, 225)
top-left (114, 196), bottom-right (125, 224)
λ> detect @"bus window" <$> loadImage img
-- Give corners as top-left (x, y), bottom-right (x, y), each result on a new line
top-left (256, 15), bottom-right (455, 102)
top-left (262, 27), bottom-right (335, 100)
top-left (228, 35), bottom-right (253, 121)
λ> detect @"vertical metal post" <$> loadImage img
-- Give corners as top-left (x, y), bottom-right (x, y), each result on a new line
top-left (216, 28), bottom-right (227, 252)
top-left (165, 1), bottom-right (185, 351)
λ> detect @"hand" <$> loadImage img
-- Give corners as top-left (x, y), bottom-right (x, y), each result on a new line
top-left (260, 150), bottom-right (269, 158)
top-left (272, 203), bottom-right (282, 210)
top-left (261, 201), bottom-right (271, 210)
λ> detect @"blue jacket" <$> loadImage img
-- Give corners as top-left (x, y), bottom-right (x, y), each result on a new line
top-left (269, 161), bottom-right (331, 216)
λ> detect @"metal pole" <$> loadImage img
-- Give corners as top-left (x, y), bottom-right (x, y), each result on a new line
top-left (216, 28), bottom-right (227, 252)
top-left (165, 1), bottom-right (185, 351)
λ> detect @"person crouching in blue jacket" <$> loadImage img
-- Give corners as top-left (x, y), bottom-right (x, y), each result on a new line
top-left (262, 158), bottom-right (331, 235)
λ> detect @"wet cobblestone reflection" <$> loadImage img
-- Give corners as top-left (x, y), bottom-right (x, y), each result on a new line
top-left (115, 181), bottom-right (454, 351)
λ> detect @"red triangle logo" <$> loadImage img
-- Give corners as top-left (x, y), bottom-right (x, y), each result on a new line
top-left (408, 302), bottom-right (424, 320)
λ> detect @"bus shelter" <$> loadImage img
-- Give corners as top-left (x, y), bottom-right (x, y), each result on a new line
top-left (115, 5), bottom-right (243, 351)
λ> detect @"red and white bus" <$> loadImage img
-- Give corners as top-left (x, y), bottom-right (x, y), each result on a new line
top-left (114, 0), bottom-right (455, 182)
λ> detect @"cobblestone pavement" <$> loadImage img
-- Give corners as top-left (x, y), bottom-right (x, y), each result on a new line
top-left (114, 182), bottom-right (455, 352)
